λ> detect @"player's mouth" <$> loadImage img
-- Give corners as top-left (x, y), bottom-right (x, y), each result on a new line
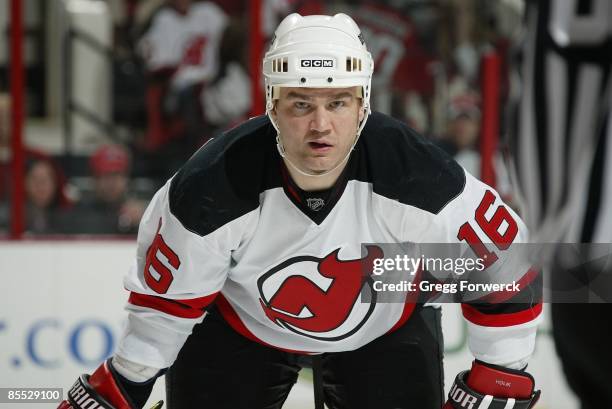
top-left (307, 141), bottom-right (333, 152)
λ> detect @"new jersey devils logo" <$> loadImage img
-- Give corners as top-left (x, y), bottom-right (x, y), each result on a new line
top-left (257, 245), bottom-right (383, 341)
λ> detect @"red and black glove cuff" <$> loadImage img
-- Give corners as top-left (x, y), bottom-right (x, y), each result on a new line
top-left (64, 358), bottom-right (160, 409)
top-left (66, 372), bottom-right (117, 409)
top-left (446, 360), bottom-right (541, 409)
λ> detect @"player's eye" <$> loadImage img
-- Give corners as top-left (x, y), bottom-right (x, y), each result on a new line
top-left (294, 101), bottom-right (310, 110)
top-left (328, 100), bottom-right (346, 110)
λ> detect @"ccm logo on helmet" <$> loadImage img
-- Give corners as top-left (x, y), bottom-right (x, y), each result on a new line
top-left (301, 59), bottom-right (334, 68)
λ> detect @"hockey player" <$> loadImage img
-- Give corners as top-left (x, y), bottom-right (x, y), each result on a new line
top-left (509, 0), bottom-right (612, 407)
top-left (59, 13), bottom-right (541, 409)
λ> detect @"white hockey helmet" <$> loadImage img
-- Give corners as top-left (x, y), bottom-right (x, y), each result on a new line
top-left (263, 13), bottom-right (374, 134)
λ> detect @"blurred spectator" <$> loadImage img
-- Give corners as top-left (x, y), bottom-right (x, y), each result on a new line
top-left (137, 0), bottom-right (227, 152)
top-left (435, 0), bottom-right (483, 87)
top-left (263, 0), bottom-right (325, 38)
top-left (437, 92), bottom-right (481, 175)
top-left (0, 150), bottom-right (72, 235)
top-left (138, 0), bottom-right (227, 96)
top-left (24, 157), bottom-right (73, 234)
top-left (352, 0), bottom-right (438, 124)
top-left (208, 0), bottom-right (244, 16)
top-left (200, 12), bottom-right (251, 131)
top-left (436, 91), bottom-right (513, 200)
top-left (136, 0), bottom-right (251, 181)
top-left (67, 144), bottom-right (146, 235)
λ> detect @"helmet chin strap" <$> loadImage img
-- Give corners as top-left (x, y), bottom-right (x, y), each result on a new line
top-left (272, 106), bottom-right (368, 178)
top-left (276, 132), bottom-right (356, 178)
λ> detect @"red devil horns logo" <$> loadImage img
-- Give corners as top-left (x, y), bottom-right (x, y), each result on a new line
top-left (257, 245), bottom-right (383, 340)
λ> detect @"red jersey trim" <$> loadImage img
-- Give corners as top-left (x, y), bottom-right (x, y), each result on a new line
top-left (462, 303), bottom-right (543, 327)
top-left (477, 268), bottom-right (541, 304)
top-left (128, 292), bottom-right (218, 319)
top-left (280, 163), bottom-right (302, 203)
top-left (387, 267), bottom-right (422, 333)
top-left (216, 294), bottom-right (312, 354)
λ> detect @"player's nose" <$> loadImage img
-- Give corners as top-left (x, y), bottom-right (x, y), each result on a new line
top-left (309, 105), bottom-right (331, 133)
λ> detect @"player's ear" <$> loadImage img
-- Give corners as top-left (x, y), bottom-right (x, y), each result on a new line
top-left (358, 101), bottom-right (365, 123)
top-left (356, 86), bottom-right (365, 123)
top-left (270, 99), bottom-right (279, 117)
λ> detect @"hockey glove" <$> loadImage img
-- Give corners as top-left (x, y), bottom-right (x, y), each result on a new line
top-left (443, 360), bottom-right (540, 409)
top-left (57, 359), bottom-right (162, 409)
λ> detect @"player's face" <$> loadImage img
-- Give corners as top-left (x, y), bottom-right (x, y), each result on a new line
top-left (273, 87), bottom-right (364, 174)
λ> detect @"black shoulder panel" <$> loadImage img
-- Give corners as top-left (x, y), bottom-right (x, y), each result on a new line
top-left (168, 116), bottom-right (281, 236)
top-left (356, 112), bottom-right (466, 214)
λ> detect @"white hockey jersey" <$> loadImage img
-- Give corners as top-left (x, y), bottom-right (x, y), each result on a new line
top-left (138, 2), bottom-right (227, 87)
top-left (117, 112), bottom-right (541, 369)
